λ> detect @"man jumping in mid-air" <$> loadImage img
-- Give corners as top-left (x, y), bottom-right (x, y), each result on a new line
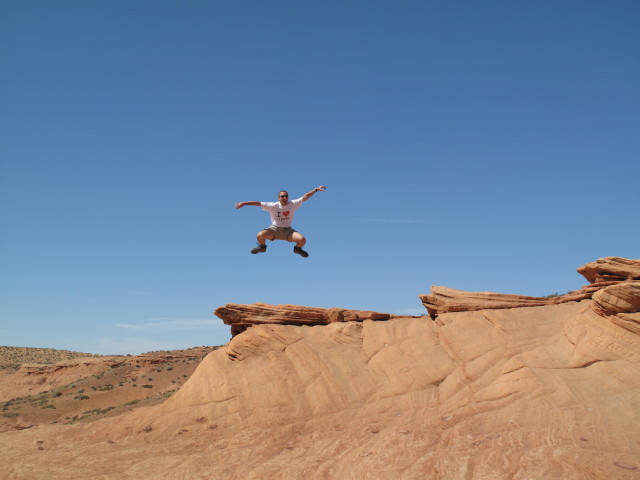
top-left (235, 185), bottom-right (326, 258)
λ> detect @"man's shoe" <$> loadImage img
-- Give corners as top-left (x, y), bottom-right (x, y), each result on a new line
top-left (293, 246), bottom-right (309, 258)
top-left (251, 244), bottom-right (267, 254)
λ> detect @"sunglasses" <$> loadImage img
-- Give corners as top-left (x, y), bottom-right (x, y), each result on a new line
top-left (279, 194), bottom-right (288, 198)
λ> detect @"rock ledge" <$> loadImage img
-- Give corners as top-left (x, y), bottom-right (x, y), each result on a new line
top-left (418, 256), bottom-right (640, 334)
top-left (214, 303), bottom-right (404, 336)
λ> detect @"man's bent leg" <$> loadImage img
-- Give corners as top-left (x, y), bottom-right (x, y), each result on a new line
top-left (251, 229), bottom-right (274, 254)
top-left (257, 229), bottom-right (275, 244)
top-left (288, 231), bottom-right (306, 248)
top-left (289, 232), bottom-right (309, 258)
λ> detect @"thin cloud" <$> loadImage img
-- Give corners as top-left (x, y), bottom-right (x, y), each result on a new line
top-left (88, 337), bottom-right (174, 356)
top-left (115, 319), bottom-right (224, 330)
top-left (355, 218), bottom-right (436, 225)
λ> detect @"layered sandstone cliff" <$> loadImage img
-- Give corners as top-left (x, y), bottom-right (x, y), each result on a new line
top-left (1, 257), bottom-right (639, 480)
top-left (214, 302), bottom-right (403, 336)
top-left (419, 256), bottom-right (640, 327)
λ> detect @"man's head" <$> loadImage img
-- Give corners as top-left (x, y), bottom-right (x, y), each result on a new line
top-left (278, 190), bottom-right (289, 205)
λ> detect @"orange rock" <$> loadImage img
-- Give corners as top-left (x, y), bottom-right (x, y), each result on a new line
top-left (214, 302), bottom-right (399, 336)
top-left (420, 257), bottom-right (640, 319)
top-left (2, 257), bottom-right (640, 479)
top-left (592, 281), bottom-right (640, 334)
top-left (593, 282), bottom-right (640, 314)
top-left (3, 300), bottom-right (638, 480)
top-left (577, 256), bottom-right (640, 283)
top-left (418, 285), bottom-right (590, 319)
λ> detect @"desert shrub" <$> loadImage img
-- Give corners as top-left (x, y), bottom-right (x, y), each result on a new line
top-left (142, 384), bottom-right (154, 389)
top-left (543, 291), bottom-right (571, 298)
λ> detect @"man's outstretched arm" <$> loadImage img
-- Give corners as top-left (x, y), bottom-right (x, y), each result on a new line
top-left (235, 201), bottom-right (261, 209)
top-left (302, 185), bottom-right (327, 202)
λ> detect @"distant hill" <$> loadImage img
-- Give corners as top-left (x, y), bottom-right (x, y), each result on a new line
top-left (0, 346), bottom-right (101, 367)
top-left (0, 346), bottom-right (219, 433)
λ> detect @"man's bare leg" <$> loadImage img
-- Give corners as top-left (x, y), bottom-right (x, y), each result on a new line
top-left (251, 229), bottom-right (274, 254)
top-left (288, 231), bottom-right (306, 248)
top-left (257, 229), bottom-right (275, 244)
top-left (289, 232), bottom-right (309, 257)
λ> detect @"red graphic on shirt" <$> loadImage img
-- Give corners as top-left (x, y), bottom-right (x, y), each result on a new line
top-left (283, 211), bottom-right (290, 217)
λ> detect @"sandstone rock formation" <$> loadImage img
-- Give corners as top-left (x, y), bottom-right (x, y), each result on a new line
top-left (420, 256), bottom-right (640, 320)
top-left (592, 281), bottom-right (640, 335)
top-left (577, 256), bottom-right (640, 283)
top-left (592, 281), bottom-right (640, 314)
top-left (1, 257), bottom-right (639, 479)
top-left (214, 302), bottom-right (402, 336)
top-left (3, 300), bottom-right (639, 479)
top-left (418, 286), bottom-right (590, 319)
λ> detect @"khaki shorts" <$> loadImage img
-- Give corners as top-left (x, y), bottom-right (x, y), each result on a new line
top-left (264, 225), bottom-right (296, 241)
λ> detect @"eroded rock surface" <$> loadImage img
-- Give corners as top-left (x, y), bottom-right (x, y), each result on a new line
top-left (2, 257), bottom-right (639, 479)
top-left (420, 257), bottom-right (640, 320)
top-left (592, 281), bottom-right (640, 334)
top-left (577, 256), bottom-right (640, 283)
top-left (418, 286), bottom-right (590, 319)
top-left (214, 302), bottom-right (401, 336)
top-left (2, 300), bottom-right (639, 479)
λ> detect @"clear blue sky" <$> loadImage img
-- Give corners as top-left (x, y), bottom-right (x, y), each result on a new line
top-left (2, 1), bottom-right (638, 354)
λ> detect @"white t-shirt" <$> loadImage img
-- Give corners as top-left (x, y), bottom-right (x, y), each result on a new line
top-left (261, 197), bottom-right (304, 227)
